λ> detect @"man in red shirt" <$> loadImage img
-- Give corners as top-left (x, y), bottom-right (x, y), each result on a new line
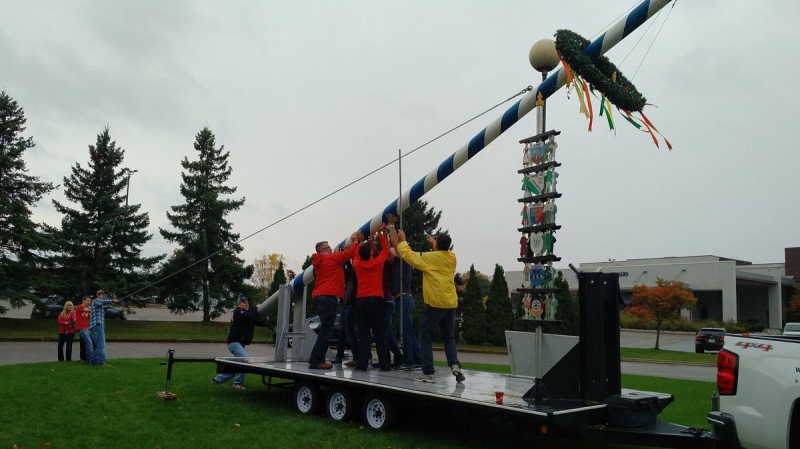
top-left (308, 230), bottom-right (361, 370)
top-left (353, 224), bottom-right (390, 371)
top-left (75, 295), bottom-right (93, 363)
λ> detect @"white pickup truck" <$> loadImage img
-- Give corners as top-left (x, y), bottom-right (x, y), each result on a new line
top-left (707, 333), bottom-right (800, 449)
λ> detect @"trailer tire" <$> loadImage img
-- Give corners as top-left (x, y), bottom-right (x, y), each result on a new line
top-left (363, 394), bottom-right (393, 431)
top-left (293, 382), bottom-right (321, 415)
top-left (325, 388), bottom-right (354, 422)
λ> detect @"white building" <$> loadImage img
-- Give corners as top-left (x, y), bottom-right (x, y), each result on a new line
top-left (506, 250), bottom-right (798, 329)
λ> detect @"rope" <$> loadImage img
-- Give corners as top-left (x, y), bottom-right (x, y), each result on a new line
top-left (123, 85), bottom-right (533, 300)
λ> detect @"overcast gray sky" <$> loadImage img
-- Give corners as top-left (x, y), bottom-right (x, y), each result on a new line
top-left (2, 0), bottom-right (799, 278)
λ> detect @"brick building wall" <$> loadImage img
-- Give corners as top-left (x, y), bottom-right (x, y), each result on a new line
top-left (784, 247), bottom-right (800, 283)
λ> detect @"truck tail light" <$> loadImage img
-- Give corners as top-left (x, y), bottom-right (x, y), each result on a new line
top-left (716, 349), bottom-right (738, 396)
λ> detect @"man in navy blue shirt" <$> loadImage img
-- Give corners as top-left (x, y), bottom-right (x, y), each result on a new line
top-left (212, 296), bottom-right (258, 389)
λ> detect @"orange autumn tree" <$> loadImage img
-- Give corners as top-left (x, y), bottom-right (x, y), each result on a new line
top-left (629, 278), bottom-right (697, 350)
top-left (785, 284), bottom-right (800, 322)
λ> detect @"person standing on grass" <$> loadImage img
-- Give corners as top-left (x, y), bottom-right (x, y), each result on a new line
top-left (89, 290), bottom-right (118, 366)
top-left (75, 296), bottom-right (93, 362)
top-left (212, 296), bottom-right (258, 389)
top-left (308, 230), bottom-right (361, 370)
top-left (57, 301), bottom-right (77, 361)
top-left (386, 213), bottom-right (464, 384)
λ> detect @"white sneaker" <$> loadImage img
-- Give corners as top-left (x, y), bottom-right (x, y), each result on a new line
top-left (451, 364), bottom-right (465, 383)
top-left (414, 373), bottom-right (435, 383)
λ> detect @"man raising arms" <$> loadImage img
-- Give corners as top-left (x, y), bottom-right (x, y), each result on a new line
top-left (308, 230), bottom-right (361, 370)
top-left (386, 214), bottom-right (464, 384)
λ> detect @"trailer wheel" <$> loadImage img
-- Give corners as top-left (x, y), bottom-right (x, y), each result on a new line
top-left (293, 383), bottom-right (321, 415)
top-left (362, 394), bottom-right (392, 430)
top-left (325, 388), bottom-right (354, 422)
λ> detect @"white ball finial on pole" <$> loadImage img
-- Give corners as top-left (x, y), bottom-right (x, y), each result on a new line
top-left (529, 39), bottom-right (560, 73)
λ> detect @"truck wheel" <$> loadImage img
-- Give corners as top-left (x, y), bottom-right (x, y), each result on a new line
top-left (293, 383), bottom-right (321, 415)
top-left (363, 394), bottom-right (392, 430)
top-left (325, 388), bottom-right (354, 422)
top-left (695, 348), bottom-right (703, 354)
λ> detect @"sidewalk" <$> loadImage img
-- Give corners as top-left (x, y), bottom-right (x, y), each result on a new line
top-left (0, 341), bottom-right (508, 366)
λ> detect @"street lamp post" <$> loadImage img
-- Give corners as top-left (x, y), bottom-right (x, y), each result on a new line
top-left (124, 169), bottom-right (138, 207)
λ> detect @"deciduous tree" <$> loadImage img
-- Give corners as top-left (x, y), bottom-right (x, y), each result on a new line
top-left (785, 285), bottom-right (800, 322)
top-left (629, 278), bottom-right (697, 349)
top-left (251, 253), bottom-right (285, 297)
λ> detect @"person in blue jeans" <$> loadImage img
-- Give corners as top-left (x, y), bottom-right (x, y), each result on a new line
top-left (387, 214), bottom-right (463, 384)
top-left (308, 231), bottom-right (361, 370)
top-left (89, 290), bottom-right (118, 366)
top-left (75, 295), bottom-right (94, 363)
top-left (212, 296), bottom-right (258, 389)
top-left (376, 241), bottom-right (402, 368)
top-left (392, 258), bottom-right (420, 370)
top-left (334, 261), bottom-right (358, 365)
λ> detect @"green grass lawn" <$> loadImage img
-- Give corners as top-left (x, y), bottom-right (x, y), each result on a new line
top-left (0, 358), bottom-right (715, 449)
top-left (0, 317), bottom-right (257, 342)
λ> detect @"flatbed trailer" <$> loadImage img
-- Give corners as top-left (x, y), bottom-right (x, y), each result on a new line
top-left (213, 272), bottom-right (729, 448)
top-left (214, 355), bottom-right (718, 447)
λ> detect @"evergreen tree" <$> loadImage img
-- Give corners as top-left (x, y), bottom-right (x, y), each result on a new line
top-left (396, 199), bottom-right (443, 326)
top-left (396, 199), bottom-right (443, 253)
top-left (158, 127), bottom-right (253, 321)
top-left (551, 271), bottom-right (579, 335)
top-left (0, 90), bottom-right (55, 313)
top-left (268, 260), bottom-right (287, 296)
top-left (301, 254), bottom-right (316, 319)
top-left (460, 264), bottom-right (486, 344)
top-left (50, 127), bottom-right (161, 304)
top-left (485, 264), bottom-right (514, 345)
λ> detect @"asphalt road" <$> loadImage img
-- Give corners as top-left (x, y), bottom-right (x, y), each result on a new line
top-left (0, 341), bottom-right (715, 382)
top-left (2, 303), bottom-right (715, 381)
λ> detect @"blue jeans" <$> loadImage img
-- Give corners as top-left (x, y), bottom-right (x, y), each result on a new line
top-left (309, 295), bottom-right (338, 366)
top-left (343, 303), bottom-right (359, 358)
top-left (419, 305), bottom-right (460, 375)
top-left (398, 294), bottom-right (420, 366)
top-left (90, 324), bottom-right (106, 365)
top-left (78, 329), bottom-right (94, 362)
top-left (214, 342), bottom-right (248, 385)
top-left (384, 298), bottom-right (402, 363)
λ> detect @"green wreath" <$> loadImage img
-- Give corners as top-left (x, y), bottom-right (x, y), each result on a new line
top-left (554, 29), bottom-right (646, 113)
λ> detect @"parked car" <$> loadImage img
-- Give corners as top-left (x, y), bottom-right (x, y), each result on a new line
top-left (273, 314), bottom-right (342, 347)
top-left (30, 296), bottom-right (126, 320)
top-left (694, 327), bottom-right (725, 353)
top-left (783, 322), bottom-right (800, 336)
top-left (30, 296), bottom-right (65, 319)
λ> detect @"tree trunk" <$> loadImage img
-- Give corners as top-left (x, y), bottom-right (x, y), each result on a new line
top-left (654, 321), bottom-right (661, 350)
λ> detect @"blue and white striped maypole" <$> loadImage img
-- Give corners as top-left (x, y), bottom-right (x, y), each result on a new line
top-left (287, 0), bottom-right (672, 293)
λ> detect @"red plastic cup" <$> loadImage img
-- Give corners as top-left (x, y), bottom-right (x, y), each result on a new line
top-left (495, 391), bottom-right (504, 404)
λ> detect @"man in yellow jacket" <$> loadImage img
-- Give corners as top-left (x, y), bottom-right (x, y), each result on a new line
top-left (387, 214), bottom-right (464, 384)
